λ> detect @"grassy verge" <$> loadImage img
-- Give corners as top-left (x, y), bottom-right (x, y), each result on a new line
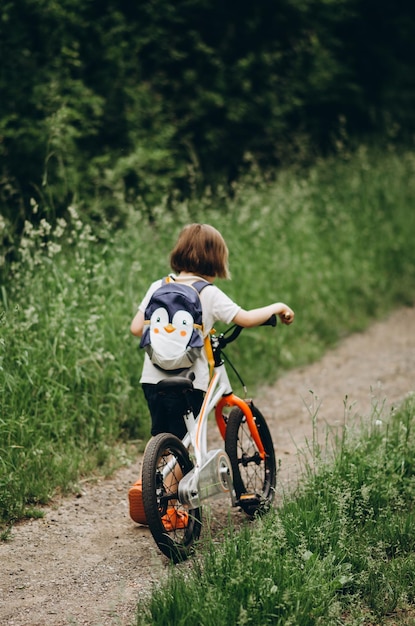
top-left (137, 394), bottom-right (415, 625)
top-left (1, 144), bottom-right (415, 527)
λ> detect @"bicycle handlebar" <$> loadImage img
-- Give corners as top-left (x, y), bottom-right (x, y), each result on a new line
top-left (218, 314), bottom-right (277, 348)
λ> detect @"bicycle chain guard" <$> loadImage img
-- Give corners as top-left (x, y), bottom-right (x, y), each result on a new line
top-left (178, 449), bottom-right (235, 509)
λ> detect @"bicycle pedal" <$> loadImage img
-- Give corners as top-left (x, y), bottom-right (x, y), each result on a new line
top-left (237, 493), bottom-right (261, 506)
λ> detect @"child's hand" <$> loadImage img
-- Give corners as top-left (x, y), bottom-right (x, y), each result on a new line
top-left (279, 307), bottom-right (294, 325)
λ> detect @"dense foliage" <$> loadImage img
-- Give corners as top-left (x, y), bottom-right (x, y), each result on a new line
top-left (1, 0), bottom-right (415, 232)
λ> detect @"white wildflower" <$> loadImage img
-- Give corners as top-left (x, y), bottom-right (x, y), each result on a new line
top-left (47, 241), bottom-right (62, 257)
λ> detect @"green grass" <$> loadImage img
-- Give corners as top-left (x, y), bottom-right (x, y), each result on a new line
top-left (137, 395), bottom-right (415, 625)
top-left (1, 144), bottom-right (415, 527)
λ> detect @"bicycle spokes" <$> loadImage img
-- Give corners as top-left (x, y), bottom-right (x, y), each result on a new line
top-left (141, 434), bottom-right (202, 562)
top-left (225, 406), bottom-right (276, 518)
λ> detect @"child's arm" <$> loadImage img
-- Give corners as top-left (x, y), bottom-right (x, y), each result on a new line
top-left (233, 302), bottom-right (294, 328)
top-left (130, 309), bottom-right (145, 337)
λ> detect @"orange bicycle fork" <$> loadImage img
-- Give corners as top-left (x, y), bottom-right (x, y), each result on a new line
top-left (215, 394), bottom-right (266, 460)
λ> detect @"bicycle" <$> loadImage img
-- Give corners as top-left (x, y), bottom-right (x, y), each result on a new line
top-left (141, 315), bottom-right (278, 562)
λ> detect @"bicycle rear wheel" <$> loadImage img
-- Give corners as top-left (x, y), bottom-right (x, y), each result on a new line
top-left (141, 433), bottom-right (202, 562)
top-left (225, 403), bottom-right (276, 517)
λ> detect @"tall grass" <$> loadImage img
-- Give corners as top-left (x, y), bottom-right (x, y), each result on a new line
top-left (1, 144), bottom-right (415, 527)
top-left (137, 395), bottom-right (415, 625)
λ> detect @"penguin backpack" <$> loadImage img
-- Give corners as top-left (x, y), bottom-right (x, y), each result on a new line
top-left (139, 276), bottom-right (212, 373)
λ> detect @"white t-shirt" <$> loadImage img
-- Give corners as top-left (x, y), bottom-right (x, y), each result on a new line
top-left (138, 275), bottom-right (241, 391)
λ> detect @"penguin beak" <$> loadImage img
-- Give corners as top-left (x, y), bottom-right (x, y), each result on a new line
top-left (164, 323), bottom-right (175, 333)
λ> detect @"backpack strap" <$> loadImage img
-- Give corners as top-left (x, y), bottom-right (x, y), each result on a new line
top-left (204, 332), bottom-right (215, 379)
top-left (190, 279), bottom-right (215, 378)
top-left (167, 275), bottom-right (209, 293)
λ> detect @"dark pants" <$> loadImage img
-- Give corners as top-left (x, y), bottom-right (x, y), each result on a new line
top-left (142, 383), bottom-right (204, 440)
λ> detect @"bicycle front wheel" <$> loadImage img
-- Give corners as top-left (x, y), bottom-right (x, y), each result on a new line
top-left (141, 433), bottom-right (202, 562)
top-left (225, 403), bottom-right (276, 518)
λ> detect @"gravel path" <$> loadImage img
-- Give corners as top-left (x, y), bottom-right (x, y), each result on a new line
top-left (1, 306), bottom-right (415, 626)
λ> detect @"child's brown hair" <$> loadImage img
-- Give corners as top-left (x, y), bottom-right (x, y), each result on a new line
top-left (170, 224), bottom-right (230, 279)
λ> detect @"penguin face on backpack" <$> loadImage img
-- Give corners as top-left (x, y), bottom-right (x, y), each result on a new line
top-left (149, 306), bottom-right (199, 359)
top-left (139, 279), bottom-right (209, 372)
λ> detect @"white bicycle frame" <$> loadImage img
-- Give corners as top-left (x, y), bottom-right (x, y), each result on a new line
top-left (176, 357), bottom-right (266, 510)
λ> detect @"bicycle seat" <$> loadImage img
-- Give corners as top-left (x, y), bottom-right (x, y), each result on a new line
top-left (156, 375), bottom-right (194, 394)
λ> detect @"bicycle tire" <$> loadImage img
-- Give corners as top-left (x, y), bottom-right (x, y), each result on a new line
top-left (141, 433), bottom-right (202, 562)
top-left (225, 404), bottom-right (277, 518)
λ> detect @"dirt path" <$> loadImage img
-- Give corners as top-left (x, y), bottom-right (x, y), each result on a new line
top-left (1, 306), bottom-right (415, 626)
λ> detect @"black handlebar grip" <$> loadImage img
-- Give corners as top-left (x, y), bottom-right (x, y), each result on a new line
top-left (262, 314), bottom-right (277, 327)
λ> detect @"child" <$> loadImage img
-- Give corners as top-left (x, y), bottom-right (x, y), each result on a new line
top-left (128, 223), bottom-right (294, 524)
